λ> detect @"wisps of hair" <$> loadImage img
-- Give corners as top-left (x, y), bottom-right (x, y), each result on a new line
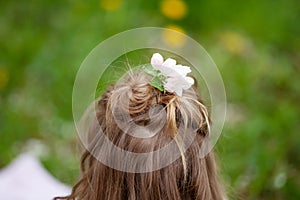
top-left (55, 71), bottom-right (226, 200)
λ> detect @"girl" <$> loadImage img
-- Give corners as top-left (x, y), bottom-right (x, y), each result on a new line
top-left (55, 53), bottom-right (226, 200)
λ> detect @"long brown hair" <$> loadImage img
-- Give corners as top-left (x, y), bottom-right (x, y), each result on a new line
top-left (55, 71), bottom-right (226, 200)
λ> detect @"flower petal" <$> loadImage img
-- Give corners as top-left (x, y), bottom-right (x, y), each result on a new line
top-left (163, 65), bottom-right (191, 77)
top-left (165, 76), bottom-right (184, 96)
top-left (164, 77), bottom-right (178, 92)
top-left (174, 88), bottom-right (183, 96)
top-left (174, 65), bottom-right (191, 76)
top-left (151, 53), bottom-right (164, 70)
top-left (182, 76), bottom-right (194, 89)
top-left (162, 58), bottom-right (176, 67)
top-left (158, 65), bottom-right (175, 76)
top-left (164, 75), bottom-right (194, 96)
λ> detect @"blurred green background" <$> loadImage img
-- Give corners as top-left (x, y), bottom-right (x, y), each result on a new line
top-left (0, 0), bottom-right (299, 199)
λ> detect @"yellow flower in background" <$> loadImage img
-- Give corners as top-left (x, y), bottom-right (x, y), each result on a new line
top-left (0, 68), bottom-right (9, 91)
top-left (160, 0), bottom-right (187, 20)
top-left (220, 31), bottom-right (248, 55)
top-left (162, 25), bottom-right (186, 47)
top-left (100, 0), bottom-right (122, 11)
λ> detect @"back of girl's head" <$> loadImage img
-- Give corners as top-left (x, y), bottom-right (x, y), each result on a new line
top-left (55, 70), bottom-right (226, 200)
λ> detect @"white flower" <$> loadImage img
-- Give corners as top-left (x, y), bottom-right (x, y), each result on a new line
top-left (150, 53), bottom-right (194, 96)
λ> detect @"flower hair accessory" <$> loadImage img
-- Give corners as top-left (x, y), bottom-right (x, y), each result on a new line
top-left (142, 53), bottom-right (194, 96)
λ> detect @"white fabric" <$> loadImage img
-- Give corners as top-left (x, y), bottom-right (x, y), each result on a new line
top-left (0, 154), bottom-right (71, 200)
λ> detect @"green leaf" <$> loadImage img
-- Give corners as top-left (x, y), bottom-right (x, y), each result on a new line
top-left (142, 64), bottom-right (159, 77)
top-left (150, 76), bottom-right (165, 91)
